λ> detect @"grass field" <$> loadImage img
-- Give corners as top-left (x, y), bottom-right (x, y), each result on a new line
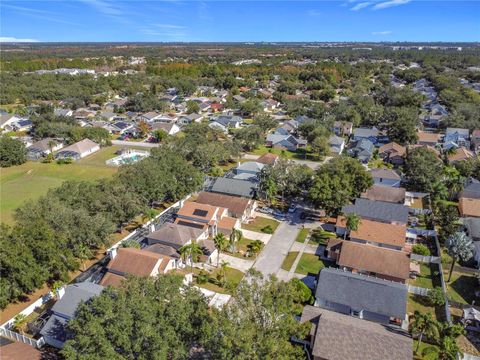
top-left (444, 270), bottom-right (480, 305)
top-left (296, 254), bottom-right (335, 275)
top-left (281, 252), bottom-right (299, 271)
top-left (242, 216), bottom-right (280, 233)
top-left (295, 228), bottom-right (310, 243)
top-left (410, 263), bottom-right (434, 289)
top-left (0, 146), bottom-right (127, 224)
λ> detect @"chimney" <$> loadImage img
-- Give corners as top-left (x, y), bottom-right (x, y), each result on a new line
top-left (108, 248), bottom-right (117, 260)
top-left (150, 223), bottom-right (155, 233)
top-left (56, 286), bottom-right (66, 300)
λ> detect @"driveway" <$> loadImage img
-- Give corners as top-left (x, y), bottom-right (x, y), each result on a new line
top-left (241, 229), bottom-right (272, 243)
top-left (253, 211), bottom-right (303, 276)
top-left (218, 253), bottom-right (254, 272)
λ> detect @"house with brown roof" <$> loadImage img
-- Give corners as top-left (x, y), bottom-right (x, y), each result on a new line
top-left (417, 131), bottom-right (442, 147)
top-left (175, 201), bottom-right (240, 236)
top-left (255, 152), bottom-right (279, 166)
top-left (300, 305), bottom-right (412, 360)
top-left (336, 217), bottom-right (407, 251)
top-left (459, 197), bottom-right (480, 218)
top-left (196, 191), bottom-right (257, 222)
top-left (447, 147), bottom-right (475, 164)
top-left (335, 241), bottom-right (410, 283)
top-left (100, 247), bottom-right (175, 287)
top-left (361, 185), bottom-right (406, 204)
top-left (378, 142), bottom-right (406, 165)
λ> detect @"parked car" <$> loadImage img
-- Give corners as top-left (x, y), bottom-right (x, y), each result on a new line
top-left (288, 204), bottom-right (298, 213)
top-left (258, 207), bottom-right (274, 215)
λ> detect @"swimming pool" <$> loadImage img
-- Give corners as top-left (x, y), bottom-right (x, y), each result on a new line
top-left (106, 150), bottom-right (150, 166)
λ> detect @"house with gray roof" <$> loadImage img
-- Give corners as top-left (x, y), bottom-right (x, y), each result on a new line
top-left (315, 268), bottom-right (408, 327)
top-left (301, 305), bottom-right (412, 360)
top-left (40, 282), bottom-right (103, 348)
top-left (370, 168), bottom-right (402, 187)
top-left (55, 138), bottom-right (100, 160)
top-left (342, 198), bottom-right (409, 225)
top-left (348, 138), bottom-right (374, 163)
top-left (145, 222), bottom-right (208, 250)
top-left (211, 115), bottom-right (242, 129)
top-left (27, 138), bottom-right (64, 160)
top-left (353, 127), bottom-right (379, 143)
top-left (234, 161), bottom-right (265, 179)
top-left (266, 134), bottom-right (307, 152)
top-left (329, 135), bottom-right (345, 155)
top-left (204, 177), bottom-right (258, 198)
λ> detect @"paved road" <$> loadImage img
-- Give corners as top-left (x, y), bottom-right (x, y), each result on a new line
top-left (242, 153), bottom-right (331, 170)
top-left (253, 211), bottom-right (303, 276)
top-left (111, 140), bottom-right (160, 148)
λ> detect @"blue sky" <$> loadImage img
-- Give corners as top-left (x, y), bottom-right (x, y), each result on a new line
top-left (1, 1), bottom-right (479, 42)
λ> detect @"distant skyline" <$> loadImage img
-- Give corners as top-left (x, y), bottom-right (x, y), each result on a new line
top-left (1, 1), bottom-right (479, 43)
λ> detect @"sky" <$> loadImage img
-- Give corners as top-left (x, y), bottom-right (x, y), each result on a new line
top-left (0, 0), bottom-right (479, 43)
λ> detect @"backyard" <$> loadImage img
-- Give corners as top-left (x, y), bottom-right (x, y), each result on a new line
top-left (242, 216), bottom-right (280, 233)
top-left (409, 263), bottom-right (441, 289)
top-left (444, 270), bottom-right (480, 305)
top-left (186, 266), bottom-right (245, 294)
top-left (281, 252), bottom-right (336, 275)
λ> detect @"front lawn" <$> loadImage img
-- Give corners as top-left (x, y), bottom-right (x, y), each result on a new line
top-left (281, 252), bottom-right (299, 271)
top-left (295, 254), bottom-right (336, 275)
top-left (295, 228), bottom-right (310, 243)
top-left (249, 145), bottom-right (322, 161)
top-left (188, 266), bottom-right (245, 294)
top-left (242, 216), bottom-right (280, 233)
top-left (226, 238), bottom-right (263, 260)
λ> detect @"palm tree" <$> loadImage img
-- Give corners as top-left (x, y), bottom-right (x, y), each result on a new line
top-left (229, 228), bottom-right (242, 252)
top-left (247, 240), bottom-right (263, 257)
top-left (12, 314), bottom-right (27, 334)
top-left (411, 311), bottom-right (440, 354)
top-left (422, 336), bottom-right (460, 360)
top-left (445, 232), bottom-right (474, 282)
top-left (179, 241), bottom-right (204, 272)
top-left (344, 213), bottom-right (361, 240)
top-left (213, 233), bottom-right (228, 267)
top-left (219, 260), bottom-right (229, 287)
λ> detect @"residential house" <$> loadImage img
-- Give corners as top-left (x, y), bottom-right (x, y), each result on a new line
top-left (11, 119), bottom-right (33, 132)
top-left (348, 138), bottom-right (374, 163)
top-left (178, 113), bottom-right (204, 125)
top-left (232, 94), bottom-right (246, 103)
top-left (417, 131), bottom-right (442, 147)
top-left (378, 142), bottom-right (406, 165)
top-left (370, 168), bottom-right (402, 187)
top-left (204, 177), bottom-right (258, 198)
top-left (175, 201), bottom-right (240, 237)
top-left (294, 115), bottom-right (314, 125)
top-left (234, 161), bottom-right (265, 179)
top-left (279, 119), bottom-right (299, 134)
top-left (336, 217), bottom-right (407, 252)
top-left (448, 147), bottom-right (476, 164)
top-left (255, 152), bottom-right (279, 166)
top-left (471, 129), bottom-right (480, 153)
top-left (1, 341), bottom-right (43, 360)
top-left (54, 108), bottom-right (73, 117)
top-left (444, 128), bottom-right (470, 150)
top-left (196, 191), bottom-right (257, 222)
top-left (40, 282), bottom-right (104, 348)
top-left (266, 134), bottom-right (307, 152)
top-left (100, 247), bottom-right (175, 287)
top-left (459, 197), bottom-right (480, 218)
top-left (315, 268), bottom-right (408, 326)
top-left (151, 122), bottom-right (180, 135)
top-left (111, 121), bottom-right (135, 135)
top-left (329, 135), bottom-right (345, 155)
top-left (139, 111), bottom-right (162, 123)
top-left (261, 99), bottom-right (280, 112)
top-left (211, 115), bottom-right (243, 129)
top-left (361, 185), bottom-right (406, 204)
top-left (153, 113), bottom-right (179, 124)
top-left (333, 121), bottom-right (353, 137)
top-left (98, 111), bottom-right (116, 121)
top-left (342, 198), bottom-right (409, 225)
top-left (352, 127), bottom-right (379, 143)
top-left (300, 305), bottom-right (412, 360)
top-left (55, 139), bottom-right (100, 160)
top-left (27, 138), bottom-right (64, 160)
top-left (332, 241), bottom-right (410, 283)
top-left (463, 217), bottom-right (480, 265)
top-left (0, 114), bottom-right (21, 133)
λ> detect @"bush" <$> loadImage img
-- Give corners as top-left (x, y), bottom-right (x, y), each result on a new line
top-left (261, 225), bottom-right (274, 234)
top-left (196, 271), bottom-right (209, 285)
top-left (57, 157), bottom-right (73, 164)
top-left (412, 244), bottom-right (431, 256)
top-left (427, 287), bottom-right (446, 306)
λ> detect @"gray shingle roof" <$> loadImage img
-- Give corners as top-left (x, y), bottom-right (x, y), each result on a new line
top-left (205, 177), bottom-right (258, 198)
top-left (146, 223), bottom-right (204, 247)
top-left (342, 198), bottom-right (409, 224)
top-left (316, 268), bottom-right (407, 319)
top-left (51, 282), bottom-right (103, 318)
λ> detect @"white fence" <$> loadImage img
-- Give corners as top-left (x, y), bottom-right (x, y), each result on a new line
top-left (1, 292), bottom-right (53, 329)
top-left (411, 253), bottom-right (440, 264)
top-left (0, 327), bottom-right (45, 348)
top-left (408, 285), bottom-right (431, 296)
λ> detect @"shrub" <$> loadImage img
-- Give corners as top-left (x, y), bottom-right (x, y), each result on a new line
top-left (196, 271), bottom-right (209, 285)
top-left (412, 244), bottom-right (431, 256)
top-left (57, 157), bottom-right (73, 164)
top-left (261, 225), bottom-right (274, 234)
top-left (427, 287), bottom-right (446, 306)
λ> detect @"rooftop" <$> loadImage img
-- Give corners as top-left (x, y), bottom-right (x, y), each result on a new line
top-left (196, 192), bottom-right (251, 217)
top-left (342, 198), bottom-right (409, 224)
top-left (361, 185), bottom-right (406, 204)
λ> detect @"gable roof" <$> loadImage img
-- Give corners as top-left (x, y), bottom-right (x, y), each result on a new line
top-left (316, 268), bottom-right (407, 319)
top-left (105, 247), bottom-right (168, 278)
top-left (205, 177), bottom-right (258, 198)
top-left (370, 168), bottom-right (401, 180)
top-left (342, 198), bottom-right (409, 224)
top-left (256, 152), bottom-right (279, 165)
top-left (146, 223), bottom-right (204, 247)
top-left (58, 138), bottom-right (98, 155)
top-left (51, 282), bottom-right (103, 318)
top-left (177, 201), bottom-right (220, 222)
top-left (460, 179), bottom-right (480, 199)
top-left (301, 306), bottom-right (412, 360)
top-left (29, 138), bottom-right (61, 152)
top-left (353, 127), bottom-right (379, 138)
top-left (459, 197), bottom-right (480, 218)
top-left (379, 142), bottom-right (406, 157)
top-left (236, 161), bottom-right (265, 173)
top-left (1, 341), bottom-right (43, 360)
top-left (361, 185), bottom-right (406, 204)
top-left (448, 147), bottom-right (475, 163)
top-left (337, 216), bottom-right (406, 248)
top-left (196, 192), bottom-right (251, 217)
top-left (417, 131), bottom-right (441, 144)
top-left (338, 242), bottom-right (410, 280)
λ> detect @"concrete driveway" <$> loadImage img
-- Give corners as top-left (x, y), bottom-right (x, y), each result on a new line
top-left (240, 229), bottom-right (272, 243)
top-left (253, 211), bottom-right (303, 276)
top-left (219, 253), bottom-right (254, 272)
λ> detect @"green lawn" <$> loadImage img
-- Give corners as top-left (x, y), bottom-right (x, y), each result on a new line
top-left (295, 254), bottom-right (336, 275)
top-left (295, 228), bottom-right (310, 243)
top-left (249, 145), bottom-right (322, 162)
top-left (0, 146), bottom-right (123, 224)
top-left (242, 216), bottom-right (280, 233)
top-left (189, 266), bottom-right (244, 295)
top-left (281, 252), bottom-right (299, 271)
top-left (413, 340), bottom-right (440, 360)
top-left (407, 294), bottom-right (444, 322)
top-left (226, 238), bottom-right (263, 260)
top-left (410, 263), bottom-right (434, 289)
top-left (444, 270), bottom-right (480, 305)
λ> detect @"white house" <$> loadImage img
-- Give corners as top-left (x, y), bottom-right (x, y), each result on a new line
top-left (55, 138), bottom-right (100, 160)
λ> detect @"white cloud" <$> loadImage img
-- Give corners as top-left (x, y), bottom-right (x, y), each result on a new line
top-left (153, 24), bottom-right (186, 29)
top-left (0, 36), bottom-right (39, 43)
top-left (308, 10), bottom-right (323, 16)
top-left (350, 2), bottom-right (372, 11)
top-left (372, 0), bottom-right (412, 10)
top-left (372, 31), bottom-right (392, 35)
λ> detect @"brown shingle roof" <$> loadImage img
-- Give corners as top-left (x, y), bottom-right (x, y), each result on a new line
top-left (256, 153), bottom-right (279, 165)
top-left (196, 192), bottom-right (250, 218)
top-left (459, 197), bottom-right (480, 217)
top-left (106, 248), bottom-right (168, 277)
top-left (338, 241), bottom-right (410, 280)
top-left (99, 272), bottom-right (125, 287)
top-left (338, 217), bottom-right (406, 248)
top-left (379, 142), bottom-right (406, 157)
top-left (147, 223), bottom-right (205, 247)
top-left (417, 131), bottom-right (441, 144)
top-left (448, 147), bottom-right (475, 163)
top-left (177, 202), bottom-right (219, 222)
top-left (1, 342), bottom-right (42, 360)
top-left (361, 185), bottom-right (406, 204)
top-left (218, 216), bottom-right (238, 231)
top-left (370, 168), bottom-right (401, 180)
top-left (300, 306), bottom-right (412, 360)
